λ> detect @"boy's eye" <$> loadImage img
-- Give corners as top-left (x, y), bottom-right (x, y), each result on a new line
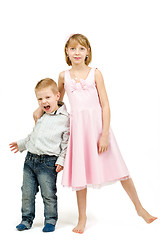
top-left (38, 98), bottom-right (42, 101)
top-left (46, 96), bottom-right (50, 99)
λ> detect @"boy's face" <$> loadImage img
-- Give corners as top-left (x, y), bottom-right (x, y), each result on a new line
top-left (36, 87), bottom-right (60, 113)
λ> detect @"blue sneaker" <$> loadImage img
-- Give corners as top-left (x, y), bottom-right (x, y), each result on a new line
top-left (16, 223), bottom-right (28, 231)
top-left (42, 224), bottom-right (55, 232)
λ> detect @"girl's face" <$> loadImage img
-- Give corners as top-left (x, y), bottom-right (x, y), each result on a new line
top-left (66, 40), bottom-right (89, 65)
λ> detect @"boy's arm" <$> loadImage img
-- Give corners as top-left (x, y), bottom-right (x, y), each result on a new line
top-left (55, 117), bottom-right (70, 166)
top-left (17, 134), bottom-right (31, 152)
top-left (10, 133), bottom-right (31, 153)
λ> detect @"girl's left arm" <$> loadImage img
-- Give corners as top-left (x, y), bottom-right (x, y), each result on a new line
top-left (95, 69), bottom-right (111, 153)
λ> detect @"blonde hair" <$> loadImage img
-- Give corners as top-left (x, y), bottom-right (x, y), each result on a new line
top-left (35, 78), bottom-right (58, 95)
top-left (65, 33), bottom-right (92, 66)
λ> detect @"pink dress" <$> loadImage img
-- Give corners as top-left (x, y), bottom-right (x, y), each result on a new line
top-left (62, 68), bottom-right (130, 190)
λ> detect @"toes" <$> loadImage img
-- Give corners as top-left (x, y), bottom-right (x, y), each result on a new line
top-left (72, 227), bottom-right (84, 234)
top-left (148, 217), bottom-right (157, 224)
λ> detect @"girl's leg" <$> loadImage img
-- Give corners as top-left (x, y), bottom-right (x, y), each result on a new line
top-left (73, 188), bottom-right (87, 234)
top-left (121, 178), bottom-right (157, 223)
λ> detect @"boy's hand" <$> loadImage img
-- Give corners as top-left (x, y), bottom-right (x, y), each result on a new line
top-left (9, 142), bottom-right (19, 153)
top-left (55, 164), bottom-right (63, 173)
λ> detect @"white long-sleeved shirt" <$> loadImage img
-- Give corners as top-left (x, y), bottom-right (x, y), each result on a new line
top-left (17, 103), bottom-right (70, 166)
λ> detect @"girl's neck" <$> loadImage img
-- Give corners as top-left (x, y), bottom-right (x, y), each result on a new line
top-left (71, 63), bottom-right (89, 72)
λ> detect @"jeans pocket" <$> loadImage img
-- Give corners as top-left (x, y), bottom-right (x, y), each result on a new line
top-left (25, 152), bottom-right (32, 163)
top-left (44, 156), bottom-right (57, 169)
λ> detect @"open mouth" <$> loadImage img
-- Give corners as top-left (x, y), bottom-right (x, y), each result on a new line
top-left (44, 105), bottom-right (50, 111)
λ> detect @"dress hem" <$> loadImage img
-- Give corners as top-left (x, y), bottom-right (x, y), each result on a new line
top-left (62, 175), bottom-right (131, 191)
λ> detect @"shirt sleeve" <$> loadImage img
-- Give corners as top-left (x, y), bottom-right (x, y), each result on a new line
top-left (55, 117), bottom-right (70, 166)
top-left (17, 134), bottom-right (31, 152)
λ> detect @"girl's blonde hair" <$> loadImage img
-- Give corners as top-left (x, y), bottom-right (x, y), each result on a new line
top-left (35, 78), bottom-right (58, 95)
top-left (64, 34), bottom-right (92, 66)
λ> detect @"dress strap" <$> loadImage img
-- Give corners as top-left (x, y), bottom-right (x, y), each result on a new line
top-left (89, 67), bottom-right (97, 85)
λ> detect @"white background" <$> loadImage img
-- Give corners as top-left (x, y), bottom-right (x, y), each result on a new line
top-left (0, 0), bottom-right (160, 239)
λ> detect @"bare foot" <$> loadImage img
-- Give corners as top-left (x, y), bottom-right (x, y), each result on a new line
top-left (137, 207), bottom-right (157, 223)
top-left (72, 216), bottom-right (87, 234)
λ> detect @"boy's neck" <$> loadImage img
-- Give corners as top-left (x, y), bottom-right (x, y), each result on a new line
top-left (51, 105), bottom-right (59, 113)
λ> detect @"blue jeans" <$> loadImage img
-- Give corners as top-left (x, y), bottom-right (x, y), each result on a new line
top-left (20, 152), bottom-right (58, 228)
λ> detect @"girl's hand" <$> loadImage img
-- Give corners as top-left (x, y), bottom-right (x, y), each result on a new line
top-left (98, 134), bottom-right (109, 154)
top-left (33, 107), bottom-right (43, 123)
top-left (9, 142), bottom-right (19, 153)
top-left (55, 164), bottom-right (64, 173)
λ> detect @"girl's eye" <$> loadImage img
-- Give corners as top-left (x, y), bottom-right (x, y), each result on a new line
top-left (80, 48), bottom-right (85, 50)
top-left (70, 48), bottom-right (75, 50)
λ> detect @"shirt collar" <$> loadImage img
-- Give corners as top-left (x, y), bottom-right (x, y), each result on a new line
top-left (49, 101), bottom-right (69, 117)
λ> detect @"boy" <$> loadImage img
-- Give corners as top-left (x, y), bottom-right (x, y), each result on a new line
top-left (9, 78), bottom-right (70, 232)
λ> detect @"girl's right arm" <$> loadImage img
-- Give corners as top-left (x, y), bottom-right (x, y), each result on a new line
top-left (33, 107), bottom-right (43, 123)
top-left (58, 71), bottom-right (65, 101)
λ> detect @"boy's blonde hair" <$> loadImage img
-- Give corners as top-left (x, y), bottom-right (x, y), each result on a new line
top-left (35, 78), bottom-right (58, 95)
top-left (65, 33), bottom-right (92, 66)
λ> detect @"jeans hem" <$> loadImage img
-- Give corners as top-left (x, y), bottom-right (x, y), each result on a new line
top-left (21, 220), bottom-right (32, 229)
top-left (44, 219), bottom-right (57, 226)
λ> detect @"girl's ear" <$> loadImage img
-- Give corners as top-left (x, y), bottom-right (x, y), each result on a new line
top-left (56, 92), bottom-right (60, 101)
top-left (66, 48), bottom-right (68, 55)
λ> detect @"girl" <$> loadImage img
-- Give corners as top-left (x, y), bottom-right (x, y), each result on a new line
top-left (34, 34), bottom-right (157, 234)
